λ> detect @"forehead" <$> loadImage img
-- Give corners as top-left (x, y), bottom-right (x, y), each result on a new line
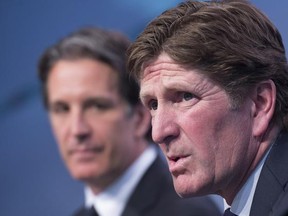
top-left (140, 53), bottom-right (200, 88)
top-left (47, 59), bottom-right (120, 99)
top-left (139, 53), bottom-right (224, 101)
top-left (141, 53), bottom-right (208, 84)
top-left (141, 53), bottom-right (181, 81)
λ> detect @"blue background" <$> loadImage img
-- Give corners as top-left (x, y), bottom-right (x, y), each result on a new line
top-left (0, 1), bottom-right (287, 215)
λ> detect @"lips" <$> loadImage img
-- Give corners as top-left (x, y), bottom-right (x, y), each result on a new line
top-left (69, 146), bottom-right (104, 161)
top-left (168, 155), bottom-right (181, 162)
top-left (167, 154), bottom-right (189, 174)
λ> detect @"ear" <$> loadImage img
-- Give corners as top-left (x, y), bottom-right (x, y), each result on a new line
top-left (251, 79), bottom-right (276, 137)
top-left (132, 104), bottom-right (151, 139)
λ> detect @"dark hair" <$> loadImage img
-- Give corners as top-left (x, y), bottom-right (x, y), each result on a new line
top-left (38, 27), bottom-right (140, 108)
top-left (127, 0), bottom-right (288, 129)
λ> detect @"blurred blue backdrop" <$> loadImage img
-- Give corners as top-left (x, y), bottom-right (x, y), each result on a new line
top-left (0, 1), bottom-right (287, 215)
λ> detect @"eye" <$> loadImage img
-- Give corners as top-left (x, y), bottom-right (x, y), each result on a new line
top-left (148, 99), bottom-right (158, 110)
top-left (183, 92), bottom-right (194, 101)
top-left (84, 98), bottom-right (115, 112)
top-left (49, 102), bottom-right (69, 114)
top-left (92, 102), bottom-right (111, 110)
top-left (86, 100), bottom-right (114, 111)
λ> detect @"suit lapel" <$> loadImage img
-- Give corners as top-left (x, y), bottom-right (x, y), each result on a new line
top-left (250, 132), bottom-right (288, 216)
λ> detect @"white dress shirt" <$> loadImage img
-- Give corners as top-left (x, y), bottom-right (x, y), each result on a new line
top-left (84, 145), bottom-right (157, 216)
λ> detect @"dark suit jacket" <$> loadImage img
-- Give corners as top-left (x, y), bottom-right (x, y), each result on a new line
top-left (250, 131), bottom-right (288, 216)
top-left (73, 151), bottom-right (221, 216)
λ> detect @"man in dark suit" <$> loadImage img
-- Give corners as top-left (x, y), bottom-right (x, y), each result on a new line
top-left (38, 27), bottom-right (221, 216)
top-left (126, 1), bottom-right (288, 215)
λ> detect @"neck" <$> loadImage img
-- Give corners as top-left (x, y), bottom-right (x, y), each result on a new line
top-left (223, 124), bottom-right (282, 205)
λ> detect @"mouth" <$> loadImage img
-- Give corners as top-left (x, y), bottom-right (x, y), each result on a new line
top-left (167, 154), bottom-right (189, 162)
top-left (167, 154), bottom-right (189, 174)
top-left (69, 146), bottom-right (104, 160)
top-left (168, 156), bottom-right (181, 163)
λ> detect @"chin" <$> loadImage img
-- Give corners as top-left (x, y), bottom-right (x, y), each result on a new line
top-left (68, 165), bottom-right (100, 181)
top-left (70, 172), bottom-right (94, 182)
top-left (176, 188), bottom-right (205, 198)
top-left (173, 181), bottom-right (193, 197)
top-left (175, 187), bottom-right (195, 198)
top-left (173, 176), bottom-right (206, 198)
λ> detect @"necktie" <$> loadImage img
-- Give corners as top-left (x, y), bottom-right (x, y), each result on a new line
top-left (86, 206), bottom-right (99, 216)
top-left (223, 208), bottom-right (237, 216)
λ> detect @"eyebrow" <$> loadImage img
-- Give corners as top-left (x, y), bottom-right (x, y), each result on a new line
top-left (139, 89), bottom-right (150, 105)
top-left (47, 100), bottom-right (66, 110)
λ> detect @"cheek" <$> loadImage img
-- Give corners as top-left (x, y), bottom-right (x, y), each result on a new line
top-left (50, 115), bottom-right (67, 138)
top-left (181, 104), bottom-right (237, 147)
top-left (91, 117), bottom-right (131, 158)
top-left (179, 109), bottom-right (229, 173)
top-left (49, 117), bottom-right (68, 154)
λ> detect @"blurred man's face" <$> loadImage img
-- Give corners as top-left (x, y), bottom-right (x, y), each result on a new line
top-left (140, 53), bottom-right (258, 199)
top-left (47, 58), bottom-right (142, 190)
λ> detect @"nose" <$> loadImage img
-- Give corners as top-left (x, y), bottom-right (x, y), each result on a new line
top-left (151, 106), bottom-right (179, 145)
top-left (70, 112), bottom-right (91, 143)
